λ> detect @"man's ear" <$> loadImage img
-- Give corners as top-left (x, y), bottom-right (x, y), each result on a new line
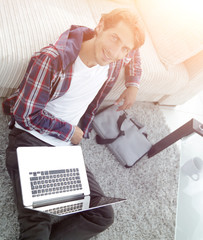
top-left (95, 19), bottom-right (104, 35)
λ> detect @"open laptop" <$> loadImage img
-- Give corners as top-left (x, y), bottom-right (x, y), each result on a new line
top-left (17, 145), bottom-right (125, 216)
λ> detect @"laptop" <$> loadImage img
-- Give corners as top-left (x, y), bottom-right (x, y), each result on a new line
top-left (17, 145), bottom-right (125, 216)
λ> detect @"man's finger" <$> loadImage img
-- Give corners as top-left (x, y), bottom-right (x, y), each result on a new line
top-left (117, 103), bottom-right (129, 111)
top-left (114, 94), bottom-right (125, 105)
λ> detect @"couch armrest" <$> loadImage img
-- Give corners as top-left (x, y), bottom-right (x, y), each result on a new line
top-left (159, 51), bottom-right (203, 105)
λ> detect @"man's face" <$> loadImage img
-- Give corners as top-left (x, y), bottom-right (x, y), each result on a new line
top-left (94, 20), bottom-right (135, 66)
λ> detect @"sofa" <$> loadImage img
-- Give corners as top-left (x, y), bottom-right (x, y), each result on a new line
top-left (1, 0), bottom-right (203, 106)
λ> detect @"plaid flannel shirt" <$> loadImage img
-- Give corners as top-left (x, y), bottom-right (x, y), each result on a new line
top-left (2, 25), bottom-right (142, 141)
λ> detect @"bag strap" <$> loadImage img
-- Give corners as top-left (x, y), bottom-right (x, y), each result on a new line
top-left (96, 113), bottom-right (126, 145)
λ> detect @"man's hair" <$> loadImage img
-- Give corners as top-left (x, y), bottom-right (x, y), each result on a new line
top-left (100, 8), bottom-right (145, 49)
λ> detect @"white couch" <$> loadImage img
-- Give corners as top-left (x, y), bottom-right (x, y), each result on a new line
top-left (1, 0), bottom-right (203, 106)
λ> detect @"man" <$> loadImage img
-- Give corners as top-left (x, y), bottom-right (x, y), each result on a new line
top-left (3, 8), bottom-right (145, 240)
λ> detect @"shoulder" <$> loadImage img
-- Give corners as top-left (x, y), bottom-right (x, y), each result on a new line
top-left (32, 45), bottom-right (62, 71)
top-left (34, 45), bottom-right (60, 60)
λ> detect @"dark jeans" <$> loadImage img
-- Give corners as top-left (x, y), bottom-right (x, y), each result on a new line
top-left (6, 127), bottom-right (114, 240)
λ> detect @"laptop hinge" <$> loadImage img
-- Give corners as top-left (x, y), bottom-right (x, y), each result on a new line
top-left (33, 193), bottom-right (84, 208)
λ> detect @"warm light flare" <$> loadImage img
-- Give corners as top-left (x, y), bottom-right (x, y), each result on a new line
top-left (178, 0), bottom-right (203, 14)
top-left (175, 0), bottom-right (203, 23)
top-left (135, 0), bottom-right (203, 64)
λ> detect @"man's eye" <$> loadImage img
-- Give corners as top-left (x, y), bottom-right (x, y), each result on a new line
top-left (112, 35), bottom-right (118, 41)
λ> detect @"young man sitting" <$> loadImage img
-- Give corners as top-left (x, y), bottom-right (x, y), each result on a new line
top-left (3, 8), bottom-right (145, 240)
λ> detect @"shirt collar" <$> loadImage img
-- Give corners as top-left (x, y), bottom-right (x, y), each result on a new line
top-left (54, 25), bottom-right (95, 71)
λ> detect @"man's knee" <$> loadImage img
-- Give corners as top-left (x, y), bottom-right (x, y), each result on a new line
top-left (82, 205), bottom-right (114, 229)
top-left (102, 205), bottom-right (114, 227)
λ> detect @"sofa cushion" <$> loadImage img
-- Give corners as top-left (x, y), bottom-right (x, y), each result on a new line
top-left (0, 0), bottom-right (95, 97)
top-left (135, 0), bottom-right (203, 65)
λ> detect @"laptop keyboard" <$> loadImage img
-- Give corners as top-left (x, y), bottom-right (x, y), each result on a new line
top-left (29, 168), bottom-right (82, 197)
top-left (44, 202), bottom-right (83, 216)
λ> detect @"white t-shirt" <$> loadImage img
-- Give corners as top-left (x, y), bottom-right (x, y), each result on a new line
top-left (15, 56), bottom-right (109, 146)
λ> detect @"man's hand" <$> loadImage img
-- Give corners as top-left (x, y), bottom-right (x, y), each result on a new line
top-left (114, 86), bottom-right (138, 111)
top-left (71, 126), bottom-right (84, 145)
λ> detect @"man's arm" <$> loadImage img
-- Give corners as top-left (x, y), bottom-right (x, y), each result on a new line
top-left (13, 46), bottom-right (77, 143)
top-left (115, 49), bottom-right (142, 111)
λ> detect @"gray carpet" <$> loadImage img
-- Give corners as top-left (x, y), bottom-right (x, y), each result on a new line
top-left (0, 101), bottom-right (180, 240)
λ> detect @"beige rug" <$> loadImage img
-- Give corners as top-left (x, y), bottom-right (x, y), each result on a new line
top-left (0, 101), bottom-right (180, 240)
